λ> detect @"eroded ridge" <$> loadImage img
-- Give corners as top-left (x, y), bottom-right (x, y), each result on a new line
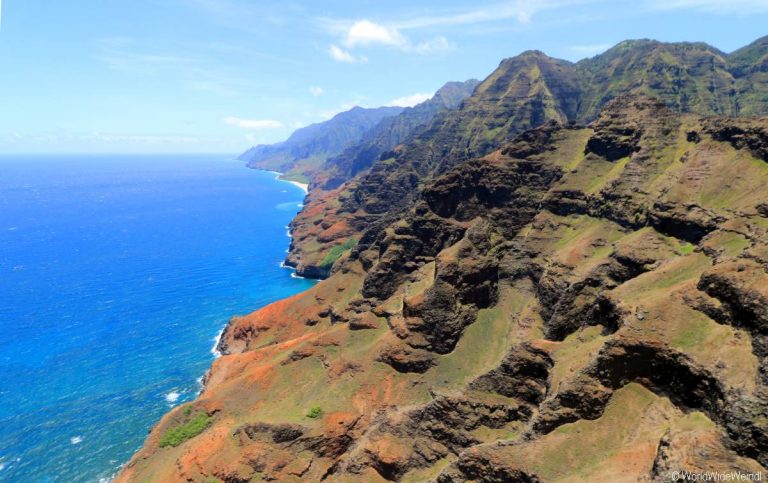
top-left (118, 96), bottom-right (768, 482)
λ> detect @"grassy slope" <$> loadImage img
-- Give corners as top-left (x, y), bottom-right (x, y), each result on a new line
top-left (118, 110), bottom-right (768, 482)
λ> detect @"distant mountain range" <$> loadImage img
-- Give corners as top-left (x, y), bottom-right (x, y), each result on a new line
top-left (238, 105), bottom-right (404, 182)
top-left (239, 79), bottom-right (479, 184)
top-left (315, 79), bottom-right (480, 189)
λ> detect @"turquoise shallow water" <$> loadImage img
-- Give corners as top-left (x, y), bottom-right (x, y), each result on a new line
top-left (0, 155), bottom-right (315, 482)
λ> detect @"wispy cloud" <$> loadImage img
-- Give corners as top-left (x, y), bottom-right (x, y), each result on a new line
top-left (411, 37), bottom-right (455, 54)
top-left (568, 43), bottom-right (612, 57)
top-left (644, 0), bottom-right (768, 13)
top-left (184, 0), bottom-right (306, 32)
top-left (328, 44), bottom-right (367, 63)
top-left (100, 51), bottom-right (200, 74)
top-left (97, 38), bottom-right (250, 97)
top-left (391, 0), bottom-right (587, 29)
top-left (320, 1), bottom-right (593, 61)
top-left (224, 117), bottom-right (284, 129)
top-left (387, 92), bottom-right (433, 107)
top-left (309, 86), bottom-right (325, 96)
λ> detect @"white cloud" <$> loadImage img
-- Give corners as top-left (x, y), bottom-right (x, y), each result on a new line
top-left (309, 86), bottom-right (324, 96)
top-left (344, 20), bottom-right (407, 48)
top-left (568, 43), bottom-right (612, 57)
top-left (388, 92), bottom-right (433, 107)
top-left (326, 20), bottom-right (455, 60)
top-left (644, 0), bottom-right (768, 12)
top-left (223, 117), bottom-right (284, 129)
top-left (328, 44), bottom-right (367, 63)
top-left (326, 2), bottom-right (587, 60)
top-left (412, 36), bottom-right (455, 55)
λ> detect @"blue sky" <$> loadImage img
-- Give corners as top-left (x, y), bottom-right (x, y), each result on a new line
top-left (0, 0), bottom-right (766, 154)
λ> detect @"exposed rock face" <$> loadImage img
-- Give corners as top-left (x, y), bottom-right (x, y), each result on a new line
top-left (703, 118), bottom-right (768, 162)
top-left (287, 37), bottom-right (768, 280)
top-left (119, 36), bottom-right (768, 482)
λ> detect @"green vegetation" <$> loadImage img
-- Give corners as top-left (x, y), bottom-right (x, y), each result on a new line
top-left (677, 242), bottom-right (696, 255)
top-left (319, 238), bottom-right (357, 269)
top-left (280, 171), bottom-right (310, 184)
top-left (306, 406), bottom-right (322, 418)
top-left (159, 412), bottom-right (213, 448)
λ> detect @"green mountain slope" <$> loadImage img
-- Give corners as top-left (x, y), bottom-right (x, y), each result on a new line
top-left (119, 36), bottom-right (768, 482)
top-left (119, 94), bottom-right (768, 483)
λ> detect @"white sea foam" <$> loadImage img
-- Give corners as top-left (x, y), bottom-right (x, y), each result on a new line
top-left (267, 170), bottom-right (309, 194)
top-left (98, 469), bottom-right (118, 482)
top-left (211, 327), bottom-right (225, 358)
top-left (164, 391), bottom-right (180, 404)
top-left (286, 180), bottom-right (309, 194)
top-left (70, 436), bottom-right (83, 445)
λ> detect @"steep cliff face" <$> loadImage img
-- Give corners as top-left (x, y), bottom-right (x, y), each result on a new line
top-left (285, 52), bottom-right (584, 278)
top-left (284, 37), bottom-right (768, 280)
top-left (118, 96), bottom-right (768, 482)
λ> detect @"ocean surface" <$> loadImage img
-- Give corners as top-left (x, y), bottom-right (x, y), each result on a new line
top-left (0, 155), bottom-right (315, 482)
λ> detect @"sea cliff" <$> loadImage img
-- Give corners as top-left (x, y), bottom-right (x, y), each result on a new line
top-left (118, 37), bottom-right (768, 482)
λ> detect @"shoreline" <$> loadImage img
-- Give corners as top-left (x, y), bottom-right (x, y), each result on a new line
top-left (264, 170), bottom-right (308, 194)
top-left (286, 179), bottom-right (309, 194)
top-left (209, 172), bottom-right (310, 360)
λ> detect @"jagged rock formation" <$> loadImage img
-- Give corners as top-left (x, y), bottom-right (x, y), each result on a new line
top-left (285, 37), bottom-right (768, 279)
top-left (118, 94), bottom-right (768, 482)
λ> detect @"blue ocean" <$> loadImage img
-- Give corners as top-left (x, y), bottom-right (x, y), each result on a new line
top-left (0, 155), bottom-right (315, 482)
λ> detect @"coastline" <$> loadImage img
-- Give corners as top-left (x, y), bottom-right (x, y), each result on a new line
top-left (117, 162), bottom-right (314, 480)
top-left (287, 180), bottom-right (309, 194)
top-left (210, 170), bottom-right (311, 360)
top-left (264, 170), bottom-right (308, 194)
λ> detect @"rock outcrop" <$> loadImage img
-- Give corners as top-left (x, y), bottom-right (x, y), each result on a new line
top-left (119, 35), bottom-right (768, 482)
top-left (119, 93), bottom-right (768, 481)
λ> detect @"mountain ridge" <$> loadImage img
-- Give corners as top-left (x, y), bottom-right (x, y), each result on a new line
top-left (283, 36), bottom-right (768, 280)
top-left (118, 36), bottom-right (768, 482)
top-left (239, 105), bottom-right (404, 182)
